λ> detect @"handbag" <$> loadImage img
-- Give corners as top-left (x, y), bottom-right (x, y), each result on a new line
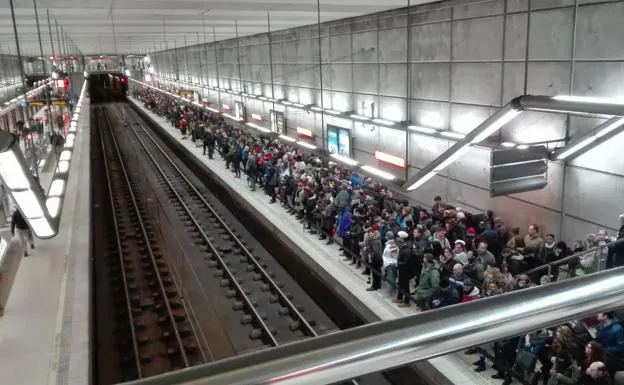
top-left (514, 349), bottom-right (538, 371)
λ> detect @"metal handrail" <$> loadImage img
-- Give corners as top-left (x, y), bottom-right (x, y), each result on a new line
top-left (520, 236), bottom-right (623, 276)
top-left (122, 265), bottom-right (624, 385)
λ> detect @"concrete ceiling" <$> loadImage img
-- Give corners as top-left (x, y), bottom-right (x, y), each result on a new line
top-left (0, 0), bottom-right (408, 56)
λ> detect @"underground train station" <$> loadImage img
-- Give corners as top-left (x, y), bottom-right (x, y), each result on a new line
top-left (0, 1), bottom-right (623, 385)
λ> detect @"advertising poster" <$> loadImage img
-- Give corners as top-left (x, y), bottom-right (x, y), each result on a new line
top-left (327, 126), bottom-right (339, 154)
top-left (327, 124), bottom-right (351, 157)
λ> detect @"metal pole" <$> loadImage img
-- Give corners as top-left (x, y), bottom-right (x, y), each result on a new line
top-left (9, 0), bottom-right (37, 177)
top-left (109, 6), bottom-right (119, 61)
top-left (202, 16), bottom-right (209, 88)
top-left (47, 10), bottom-right (56, 71)
top-left (61, 27), bottom-right (68, 72)
top-left (184, 35), bottom-right (190, 83)
top-left (316, 0), bottom-right (326, 150)
top-left (404, 0), bottom-right (411, 180)
top-left (212, 27), bottom-right (222, 112)
top-left (55, 19), bottom-right (62, 72)
top-left (235, 21), bottom-right (243, 93)
top-left (267, 11), bottom-right (276, 116)
top-left (34, 0), bottom-right (53, 139)
top-left (196, 32), bottom-right (204, 88)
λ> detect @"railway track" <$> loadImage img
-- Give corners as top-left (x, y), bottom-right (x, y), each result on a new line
top-left (96, 106), bottom-right (203, 381)
top-left (97, 101), bottom-right (394, 385)
top-left (109, 103), bottom-right (328, 348)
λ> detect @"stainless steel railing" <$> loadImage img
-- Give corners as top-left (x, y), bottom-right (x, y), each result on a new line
top-left (122, 265), bottom-right (624, 385)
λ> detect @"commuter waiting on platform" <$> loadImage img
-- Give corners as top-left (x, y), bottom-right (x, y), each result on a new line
top-left (11, 209), bottom-right (32, 257)
top-left (596, 312), bottom-right (624, 377)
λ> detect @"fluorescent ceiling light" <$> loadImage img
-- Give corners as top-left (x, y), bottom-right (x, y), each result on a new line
top-left (282, 100), bottom-right (293, 105)
top-left (350, 114), bottom-right (370, 121)
top-left (258, 96), bottom-right (269, 101)
top-left (361, 165), bottom-right (396, 180)
top-left (46, 197), bottom-right (62, 217)
top-left (556, 137), bottom-right (596, 160)
top-left (297, 141), bottom-right (317, 150)
top-left (48, 179), bottom-right (65, 197)
top-left (0, 151), bottom-right (30, 190)
top-left (501, 142), bottom-right (516, 148)
top-left (516, 144), bottom-right (529, 150)
top-left (278, 135), bottom-right (296, 142)
top-left (310, 106), bottom-right (323, 112)
top-left (595, 117), bottom-right (624, 138)
top-left (440, 131), bottom-right (466, 139)
top-left (372, 118), bottom-right (395, 126)
top-left (472, 110), bottom-right (521, 143)
top-left (330, 153), bottom-right (358, 166)
top-left (60, 150), bottom-right (72, 162)
top-left (553, 95), bottom-right (624, 105)
top-left (246, 122), bottom-right (270, 133)
top-left (13, 190), bottom-right (44, 218)
top-left (325, 109), bottom-right (343, 115)
top-left (293, 103), bottom-right (305, 108)
top-left (223, 113), bottom-right (242, 121)
top-left (408, 125), bottom-right (437, 134)
top-left (29, 217), bottom-right (54, 238)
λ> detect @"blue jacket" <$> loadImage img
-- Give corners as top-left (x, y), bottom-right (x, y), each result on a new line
top-left (351, 173), bottom-right (361, 188)
top-left (338, 209), bottom-right (352, 238)
top-left (597, 321), bottom-right (624, 354)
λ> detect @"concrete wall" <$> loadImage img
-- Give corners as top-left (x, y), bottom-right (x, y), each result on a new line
top-left (150, 0), bottom-right (624, 243)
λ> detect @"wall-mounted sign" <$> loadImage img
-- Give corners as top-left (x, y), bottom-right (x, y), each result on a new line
top-left (177, 90), bottom-right (193, 96)
top-left (28, 101), bottom-right (46, 107)
top-left (270, 110), bottom-right (286, 134)
top-left (327, 124), bottom-right (351, 157)
top-left (374, 150), bottom-right (406, 168)
top-left (296, 126), bottom-right (313, 138)
top-left (51, 99), bottom-right (68, 106)
top-left (251, 113), bottom-right (262, 121)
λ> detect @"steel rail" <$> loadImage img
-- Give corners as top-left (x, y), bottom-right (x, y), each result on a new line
top-left (124, 105), bottom-right (320, 340)
top-left (111, 104), bottom-right (280, 347)
top-left (96, 106), bottom-right (143, 378)
top-left (101, 106), bottom-right (191, 370)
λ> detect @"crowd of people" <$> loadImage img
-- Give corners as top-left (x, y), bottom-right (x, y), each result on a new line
top-left (135, 86), bottom-right (624, 385)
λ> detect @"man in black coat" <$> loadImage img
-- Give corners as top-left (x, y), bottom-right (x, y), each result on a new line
top-left (394, 231), bottom-right (415, 307)
top-left (11, 209), bottom-right (31, 257)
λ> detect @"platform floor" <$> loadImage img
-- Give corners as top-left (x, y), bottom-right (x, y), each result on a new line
top-left (130, 97), bottom-right (514, 385)
top-left (0, 101), bottom-right (90, 385)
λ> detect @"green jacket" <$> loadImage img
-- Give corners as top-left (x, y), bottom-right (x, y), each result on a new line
top-left (416, 266), bottom-right (440, 300)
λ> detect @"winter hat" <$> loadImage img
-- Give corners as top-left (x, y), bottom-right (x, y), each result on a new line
top-left (386, 231), bottom-right (395, 240)
top-left (454, 239), bottom-right (466, 246)
top-left (397, 231), bottom-right (409, 239)
top-left (463, 278), bottom-right (474, 289)
top-left (466, 227), bottom-right (476, 236)
top-left (371, 224), bottom-right (381, 232)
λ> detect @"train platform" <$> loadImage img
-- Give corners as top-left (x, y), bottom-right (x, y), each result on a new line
top-left (0, 98), bottom-right (91, 385)
top-left (128, 97), bottom-right (503, 385)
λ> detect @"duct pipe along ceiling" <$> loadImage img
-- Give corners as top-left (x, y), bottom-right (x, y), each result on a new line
top-left (123, 265), bottom-right (624, 385)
